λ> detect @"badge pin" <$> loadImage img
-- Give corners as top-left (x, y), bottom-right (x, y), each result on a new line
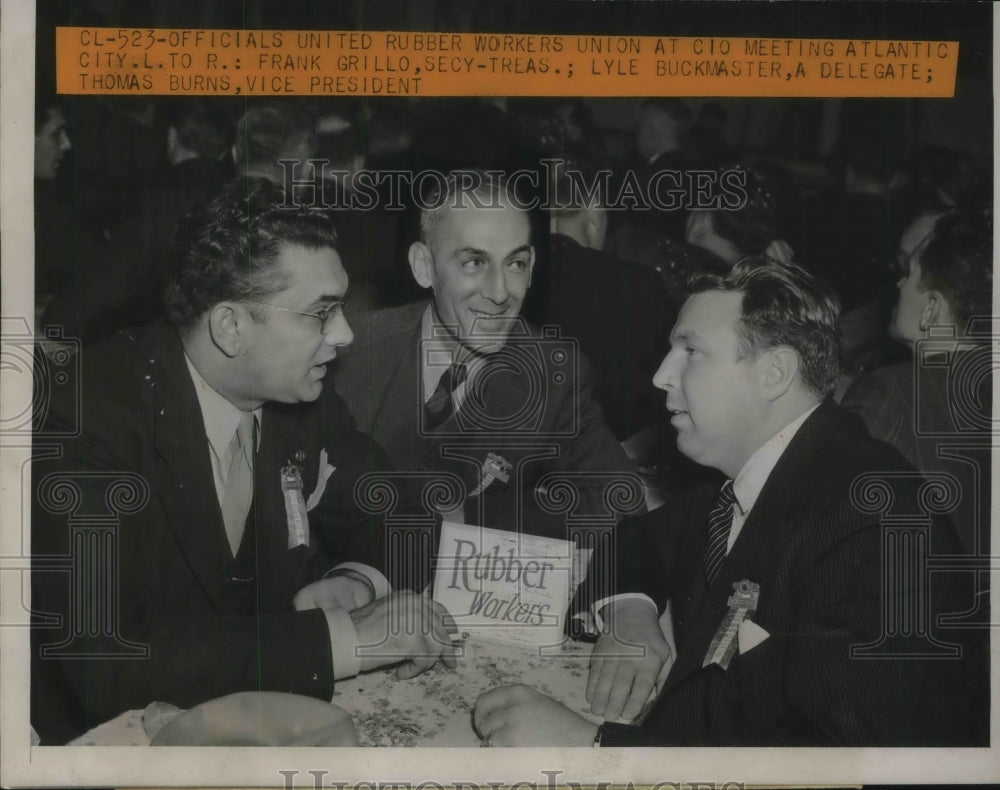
top-left (281, 462), bottom-right (309, 549)
top-left (703, 579), bottom-right (760, 671)
top-left (468, 453), bottom-right (513, 497)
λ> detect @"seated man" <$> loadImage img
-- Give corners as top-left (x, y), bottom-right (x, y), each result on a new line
top-left (842, 206), bottom-right (992, 557)
top-left (332, 171), bottom-right (636, 589)
top-left (474, 257), bottom-right (984, 746)
top-left (31, 179), bottom-right (455, 745)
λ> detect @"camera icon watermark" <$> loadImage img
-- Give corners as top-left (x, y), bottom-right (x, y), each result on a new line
top-left (0, 317), bottom-right (80, 438)
top-left (913, 320), bottom-right (997, 438)
top-left (418, 321), bottom-right (580, 438)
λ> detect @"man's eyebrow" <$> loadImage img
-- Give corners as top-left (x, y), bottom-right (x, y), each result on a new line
top-left (306, 294), bottom-right (346, 310)
top-left (505, 244), bottom-right (532, 259)
top-left (453, 245), bottom-right (532, 260)
top-left (455, 246), bottom-right (489, 258)
top-left (669, 330), bottom-right (700, 345)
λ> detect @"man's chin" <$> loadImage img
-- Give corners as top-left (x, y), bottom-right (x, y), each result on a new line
top-left (294, 379), bottom-right (326, 403)
top-left (674, 433), bottom-right (705, 465)
top-left (464, 339), bottom-right (506, 355)
top-left (459, 328), bottom-right (511, 356)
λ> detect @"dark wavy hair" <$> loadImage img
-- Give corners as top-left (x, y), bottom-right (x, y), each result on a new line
top-left (707, 166), bottom-right (784, 258)
top-left (688, 256), bottom-right (843, 397)
top-left (917, 206), bottom-right (993, 334)
top-left (164, 177), bottom-right (339, 332)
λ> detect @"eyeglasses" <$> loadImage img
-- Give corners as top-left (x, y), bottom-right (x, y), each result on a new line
top-left (242, 300), bottom-right (345, 333)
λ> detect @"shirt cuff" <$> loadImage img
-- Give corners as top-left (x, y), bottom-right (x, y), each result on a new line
top-left (591, 593), bottom-right (658, 632)
top-left (325, 562), bottom-right (392, 600)
top-left (323, 607), bottom-right (362, 680)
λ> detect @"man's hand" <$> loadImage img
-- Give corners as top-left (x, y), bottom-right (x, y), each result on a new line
top-left (586, 599), bottom-right (672, 721)
top-left (349, 591), bottom-right (458, 678)
top-left (474, 685), bottom-right (599, 747)
top-left (293, 574), bottom-right (374, 612)
top-left (764, 238), bottom-right (795, 263)
top-left (285, 706), bottom-right (359, 746)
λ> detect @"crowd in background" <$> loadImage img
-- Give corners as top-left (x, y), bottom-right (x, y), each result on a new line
top-left (33, 88), bottom-right (993, 514)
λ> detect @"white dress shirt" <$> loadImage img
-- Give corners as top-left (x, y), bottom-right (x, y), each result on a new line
top-left (593, 404), bottom-right (821, 628)
top-left (420, 303), bottom-right (487, 411)
top-left (183, 354), bottom-right (369, 680)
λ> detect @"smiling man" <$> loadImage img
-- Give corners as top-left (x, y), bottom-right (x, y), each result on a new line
top-left (473, 257), bottom-right (984, 747)
top-left (333, 171), bottom-right (633, 591)
top-left (31, 178), bottom-right (457, 744)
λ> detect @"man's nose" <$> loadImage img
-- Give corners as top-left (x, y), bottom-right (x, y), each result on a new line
top-left (59, 131), bottom-right (72, 152)
top-left (324, 312), bottom-right (354, 348)
top-left (651, 351), bottom-right (677, 390)
top-left (480, 266), bottom-right (509, 304)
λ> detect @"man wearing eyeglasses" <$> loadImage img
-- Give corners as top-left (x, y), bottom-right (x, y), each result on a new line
top-left (31, 178), bottom-right (456, 745)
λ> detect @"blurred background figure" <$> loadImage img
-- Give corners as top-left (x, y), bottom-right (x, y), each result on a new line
top-left (841, 205), bottom-right (993, 560)
top-left (34, 85), bottom-right (111, 346)
top-left (234, 100), bottom-right (319, 183)
top-left (316, 113), bottom-right (399, 314)
top-left (687, 101), bottom-right (737, 168)
top-left (684, 165), bottom-right (793, 266)
top-left (522, 148), bottom-right (676, 450)
top-left (629, 98), bottom-right (694, 241)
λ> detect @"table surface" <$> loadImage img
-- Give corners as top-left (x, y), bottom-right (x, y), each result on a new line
top-left (71, 637), bottom-right (600, 747)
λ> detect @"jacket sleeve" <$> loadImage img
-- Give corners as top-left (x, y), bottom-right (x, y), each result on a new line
top-left (307, 389), bottom-right (414, 582)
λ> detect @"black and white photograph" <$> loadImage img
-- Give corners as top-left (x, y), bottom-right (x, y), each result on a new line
top-left (1, 0), bottom-right (995, 786)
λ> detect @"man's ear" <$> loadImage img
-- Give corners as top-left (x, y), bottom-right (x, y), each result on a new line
top-left (408, 241), bottom-right (435, 290)
top-left (208, 303), bottom-right (247, 358)
top-left (760, 346), bottom-right (799, 401)
top-left (919, 290), bottom-right (948, 330)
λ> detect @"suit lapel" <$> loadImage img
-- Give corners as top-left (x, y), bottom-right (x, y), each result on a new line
top-left (245, 405), bottom-right (319, 602)
top-left (148, 324), bottom-right (232, 608)
top-left (663, 402), bottom-right (840, 693)
top-left (379, 325), bottom-right (427, 469)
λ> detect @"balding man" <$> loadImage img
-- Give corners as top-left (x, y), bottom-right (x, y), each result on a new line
top-left (333, 171), bottom-right (635, 593)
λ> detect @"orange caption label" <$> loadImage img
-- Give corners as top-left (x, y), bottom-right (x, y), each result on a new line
top-left (57, 28), bottom-right (958, 98)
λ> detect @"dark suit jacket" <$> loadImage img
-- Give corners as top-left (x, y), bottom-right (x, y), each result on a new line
top-left (842, 353), bottom-right (991, 558)
top-left (31, 321), bottom-right (387, 744)
top-left (331, 300), bottom-right (637, 590)
top-left (598, 401), bottom-right (986, 746)
top-left (521, 235), bottom-right (675, 440)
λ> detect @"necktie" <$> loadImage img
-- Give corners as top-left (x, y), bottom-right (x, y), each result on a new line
top-left (703, 480), bottom-right (736, 586)
top-left (425, 362), bottom-right (467, 430)
top-left (221, 412), bottom-right (255, 556)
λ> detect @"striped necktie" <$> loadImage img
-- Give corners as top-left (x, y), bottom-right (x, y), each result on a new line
top-left (703, 480), bottom-right (736, 586)
top-left (425, 362), bottom-right (467, 430)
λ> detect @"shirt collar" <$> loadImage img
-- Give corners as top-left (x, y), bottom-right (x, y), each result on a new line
top-left (184, 353), bottom-right (261, 456)
top-left (420, 303), bottom-right (486, 402)
top-left (731, 404), bottom-right (820, 517)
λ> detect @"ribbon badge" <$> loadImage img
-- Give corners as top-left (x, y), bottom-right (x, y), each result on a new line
top-left (703, 579), bottom-right (760, 671)
top-left (281, 461), bottom-right (309, 549)
top-left (468, 452), bottom-right (513, 497)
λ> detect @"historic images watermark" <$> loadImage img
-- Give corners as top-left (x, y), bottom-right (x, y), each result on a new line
top-left (277, 160), bottom-right (750, 214)
top-left (278, 770), bottom-right (745, 790)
